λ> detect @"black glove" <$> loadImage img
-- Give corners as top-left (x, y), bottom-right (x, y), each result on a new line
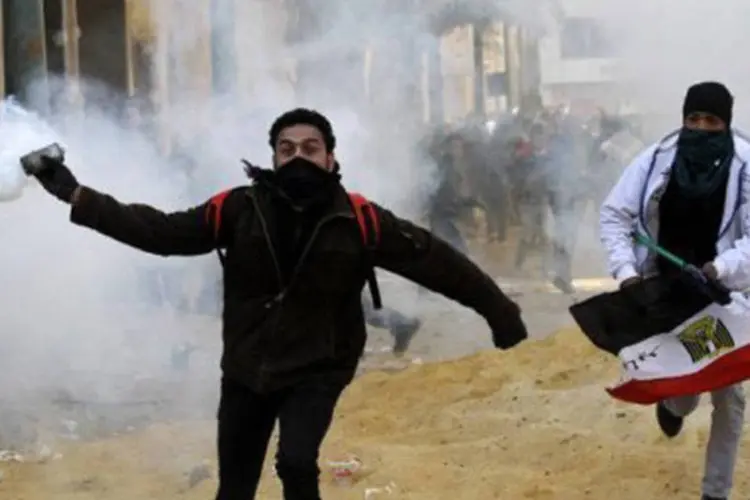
top-left (490, 304), bottom-right (529, 349)
top-left (680, 264), bottom-right (732, 306)
top-left (33, 156), bottom-right (79, 203)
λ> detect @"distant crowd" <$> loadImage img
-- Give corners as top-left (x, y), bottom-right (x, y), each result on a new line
top-left (421, 106), bottom-right (646, 291)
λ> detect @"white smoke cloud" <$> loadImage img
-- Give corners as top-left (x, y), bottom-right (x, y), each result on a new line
top-left (11, 0), bottom-right (723, 452)
top-left (0, 0), bottom-right (474, 448)
top-left (574, 0), bottom-right (750, 130)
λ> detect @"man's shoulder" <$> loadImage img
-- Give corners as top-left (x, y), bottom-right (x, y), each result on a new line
top-left (205, 186), bottom-right (252, 219)
top-left (626, 135), bottom-right (674, 167)
top-left (208, 185), bottom-right (250, 203)
top-left (733, 130), bottom-right (750, 160)
top-left (650, 129), bottom-right (680, 152)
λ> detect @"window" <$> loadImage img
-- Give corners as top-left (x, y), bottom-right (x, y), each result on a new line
top-left (560, 17), bottom-right (614, 59)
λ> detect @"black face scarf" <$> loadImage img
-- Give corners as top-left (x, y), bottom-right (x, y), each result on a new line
top-left (243, 158), bottom-right (341, 280)
top-left (245, 157), bottom-right (339, 211)
top-left (672, 127), bottom-right (734, 198)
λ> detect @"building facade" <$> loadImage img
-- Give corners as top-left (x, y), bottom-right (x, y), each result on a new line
top-left (1, 0), bottom-right (553, 131)
top-left (536, 0), bottom-right (627, 112)
top-left (2, 0), bottom-right (135, 109)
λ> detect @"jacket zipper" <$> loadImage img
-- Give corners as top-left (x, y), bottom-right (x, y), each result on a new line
top-left (284, 212), bottom-right (356, 359)
top-left (249, 190), bottom-right (355, 380)
top-left (285, 212), bottom-right (355, 291)
top-left (249, 192), bottom-right (284, 292)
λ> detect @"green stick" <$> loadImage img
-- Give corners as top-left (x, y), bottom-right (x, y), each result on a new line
top-left (631, 232), bottom-right (688, 268)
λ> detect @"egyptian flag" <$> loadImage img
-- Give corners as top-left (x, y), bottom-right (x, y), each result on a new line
top-left (570, 273), bottom-right (750, 405)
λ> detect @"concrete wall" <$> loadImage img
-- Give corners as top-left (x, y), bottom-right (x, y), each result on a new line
top-left (536, 0), bottom-right (621, 108)
top-left (2, 1), bottom-right (526, 124)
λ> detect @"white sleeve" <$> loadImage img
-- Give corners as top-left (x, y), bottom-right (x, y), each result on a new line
top-left (599, 145), bottom-right (656, 282)
top-left (713, 169), bottom-right (750, 289)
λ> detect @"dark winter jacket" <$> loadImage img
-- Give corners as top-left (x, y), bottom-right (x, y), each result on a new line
top-left (69, 182), bottom-right (526, 393)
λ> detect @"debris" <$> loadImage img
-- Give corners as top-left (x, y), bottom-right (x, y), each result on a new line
top-left (187, 461), bottom-right (212, 488)
top-left (71, 476), bottom-right (98, 491)
top-left (37, 444), bottom-right (53, 463)
top-left (60, 419), bottom-right (80, 440)
top-left (0, 450), bottom-right (24, 462)
top-left (364, 482), bottom-right (397, 498)
top-left (327, 456), bottom-right (364, 487)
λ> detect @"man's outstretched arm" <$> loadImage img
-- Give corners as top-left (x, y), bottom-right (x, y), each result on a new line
top-left (70, 186), bottom-right (233, 256)
top-left (371, 204), bottom-right (528, 349)
top-left (33, 156), bottom-right (240, 256)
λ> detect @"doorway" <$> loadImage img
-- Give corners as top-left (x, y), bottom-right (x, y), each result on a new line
top-left (76, 0), bottom-right (128, 113)
top-left (2, 0), bottom-right (47, 107)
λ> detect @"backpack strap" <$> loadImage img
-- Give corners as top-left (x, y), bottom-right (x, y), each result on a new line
top-left (207, 189), bottom-right (384, 309)
top-left (206, 190), bottom-right (232, 266)
top-left (348, 192), bottom-right (382, 310)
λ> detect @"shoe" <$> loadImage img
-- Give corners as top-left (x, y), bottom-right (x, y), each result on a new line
top-left (391, 318), bottom-right (422, 356)
top-left (701, 495), bottom-right (726, 500)
top-left (656, 402), bottom-right (684, 438)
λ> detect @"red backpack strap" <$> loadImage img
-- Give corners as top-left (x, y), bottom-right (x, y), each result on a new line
top-left (348, 192), bottom-right (381, 248)
top-left (206, 190), bottom-right (231, 239)
top-left (347, 192), bottom-right (382, 310)
top-left (205, 190), bottom-right (232, 265)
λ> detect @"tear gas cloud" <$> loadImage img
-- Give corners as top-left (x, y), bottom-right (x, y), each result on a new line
top-left (0, 79), bottom-right (206, 411)
top-left (582, 0), bottom-right (750, 131)
top-left (0, 0), bottom-right (482, 441)
top-left (6, 0), bottom-right (742, 442)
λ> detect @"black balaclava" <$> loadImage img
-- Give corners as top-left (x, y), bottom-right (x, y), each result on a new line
top-left (273, 157), bottom-right (340, 211)
top-left (673, 81), bottom-right (735, 198)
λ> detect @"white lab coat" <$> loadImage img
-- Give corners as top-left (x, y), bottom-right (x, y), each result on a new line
top-left (600, 129), bottom-right (750, 290)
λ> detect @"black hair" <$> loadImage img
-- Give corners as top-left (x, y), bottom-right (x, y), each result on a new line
top-left (268, 108), bottom-right (336, 152)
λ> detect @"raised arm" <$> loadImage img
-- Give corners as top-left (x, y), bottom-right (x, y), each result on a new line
top-left (31, 154), bottom-right (243, 256)
top-left (69, 186), bottom-right (242, 256)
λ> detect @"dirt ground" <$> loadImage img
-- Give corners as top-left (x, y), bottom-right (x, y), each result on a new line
top-left (3, 220), bottom-right (749, 499)
top-left (4, 327), bottom-right (750, 500)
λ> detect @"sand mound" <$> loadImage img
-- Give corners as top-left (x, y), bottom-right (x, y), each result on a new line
top-left (2, 328), bottom-right (749, 499)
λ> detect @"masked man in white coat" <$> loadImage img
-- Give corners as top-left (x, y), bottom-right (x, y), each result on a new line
top-left (600, 81), bottom-right (749, 500)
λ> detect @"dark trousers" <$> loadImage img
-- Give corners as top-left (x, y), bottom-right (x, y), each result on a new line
top-left (215, 376), bottom-right (346, 500)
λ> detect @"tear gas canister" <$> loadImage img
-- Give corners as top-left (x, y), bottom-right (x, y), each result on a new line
top-left (19, 143), bottom-right (65, 176)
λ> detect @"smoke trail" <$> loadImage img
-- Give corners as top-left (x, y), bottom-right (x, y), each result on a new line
top-left (0, 98), bottom-right (63, 201)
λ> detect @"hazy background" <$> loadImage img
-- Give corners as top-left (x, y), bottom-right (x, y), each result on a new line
top-left (1, 0), bottom-right (750, 449)
top-left (591, 0), bottom-right (750, 132)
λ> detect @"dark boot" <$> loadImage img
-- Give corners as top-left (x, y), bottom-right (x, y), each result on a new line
top-left (701, 495), bottom-right (726, 500)
top-left (656, 402), bottom-right (684, 438)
